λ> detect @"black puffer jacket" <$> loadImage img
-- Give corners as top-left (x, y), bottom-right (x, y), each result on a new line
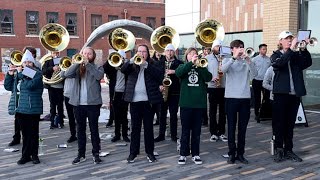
top-left (271, 49), bottom-right (312, 97)
top-left (121, 58), bottom-right (164, 104)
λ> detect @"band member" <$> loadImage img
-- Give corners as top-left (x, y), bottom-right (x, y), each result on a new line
top-left (121, 44), bottom-right (163, 163)
top-left (5, 50), bottom-right (43, 164)
top-left (251, 44), bottom-right (271, 121)
top-left (222, 40), bottom-right (257, 164)
top-left (60, 61), bottom-right (78, 143)
top-left (271, 31), bottom-right (312, 163)
top-left (262, 66), bottom-right (274, 101)
top-left (42, 51), bottom-right (64, 129)
top-left (64, 47), bottom-right (104, 165)
top-left (206, 40), bottom-right (227, 142)
top-left (154, 44), bottom-right (183, 142)
top-left (201, 47), bottom-right (211, 127)
top-left (103, 50), bottom-right (130, 143)
top-left (176, 47), bottom-right (212, 165)
top-left (151, 51), bottom-right (163, 125)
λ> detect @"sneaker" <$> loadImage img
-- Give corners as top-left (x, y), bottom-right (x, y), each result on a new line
top-left (285, 151), bottom-right (303, 162)
top-left (17, 157), bottom-right (31, 165)
top-left (93, 155), bottom-right (102, 164)
top-left (192, 156), bottom-right (202, 165)
top-left (67, 136), bottom-right (78, 143)
top-left (127, 154), bottom-right (136, 163)
top-left (72, 156), bottom-right (86, 165)
top-left (178, 156), bottom-right (186, 165)
top-left (111, 136), bottom-right (120, 142)
top-left (219, 134), bottom-right (228, 142)
top-left (274, 148), bottom-right (284, 163)
top-left (123, 136), bottom-right (130, 142)
top-left (8, 140), bottom-right (20, 146)
top-left (147, 154), bottom-right (157, 163)
top-left (31, 155), bottom-right (40, 164)
top-left (209, 134), bottom-right (219, 142)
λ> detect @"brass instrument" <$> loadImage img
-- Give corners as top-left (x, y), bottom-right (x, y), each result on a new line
top-left (10, 50), bottom-right (23, 66)
top-left (309, 37), bottom-right (318, 46)
top-left (72, 53), bottom-right (84, 64)
top-left (39, 23), bottom-right (70, 52)
top-left (216, 55), bottom-right (224, 87)
top-left (108, 28), bottom-right (136, 51)
top-left (195, 19), bottom-right (225, 47)
top-left (195, 55), bottom-right (208, 68)
top-left (162, 61), bottom-right (172, 102)
top-left (108, 52), bottom-right (123, 67)
top-left (134, 54), bottom-right (143, 65)
top-left (59, 57), bottom-right (72, 71)
top-left (245, 47), bottom-right (255, 58)
top-left (150, 26), bottom-right (180, 53)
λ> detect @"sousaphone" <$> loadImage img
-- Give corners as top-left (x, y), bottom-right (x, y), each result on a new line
top-left (150, 26), bottom-right (180, 53)
top-left (195, 19), bottom-right (225, 47)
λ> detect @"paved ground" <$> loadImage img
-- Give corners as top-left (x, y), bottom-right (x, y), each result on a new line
top-left (0, 84), bottom-right (319, 180)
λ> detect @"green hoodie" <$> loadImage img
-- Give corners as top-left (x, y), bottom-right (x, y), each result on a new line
top-left (175, 62), bottom-right (212, 108)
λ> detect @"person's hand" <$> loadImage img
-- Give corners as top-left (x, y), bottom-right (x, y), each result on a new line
top-left (166, 69), bottom-right (175, 75)
top-left (16, 66), bottom-right (23, 73)
top-left (159, 85), bottom-right (165, 92)
top-left (53, 65), bottom-right (60, 71)
top-left (191, 55), bottom-right (198, 64)
top-left (290, 37), bottom-right (299, 50)
top-left (212, 77), bottom-right (219, 83)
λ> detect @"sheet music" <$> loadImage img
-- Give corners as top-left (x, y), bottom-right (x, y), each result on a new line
top-left (22, 66), bottom-right (36, 79)
top-left (220, 46), bottom-right (231, 56)
top-left (297, 30), bottom-right (311, 42)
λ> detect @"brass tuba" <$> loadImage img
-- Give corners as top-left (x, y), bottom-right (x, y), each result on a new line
top-left (10, 50), bottom-right (23, 66)
top-left (108, 28), bottom-right (136, 52)
top-left (150, 26), bottom-right (180, 53)
top-left (39, 23), bottom-right (70, 52)
top-left (108, 52), bottom-right (123, 67)
top-left (195, 19), bottom-right (225, 47)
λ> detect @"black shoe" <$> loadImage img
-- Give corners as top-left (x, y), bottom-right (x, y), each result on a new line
top-left (237, 155), bottom-right (249, 164)
top-left (31, 155), bottom-right (40, 164)
top-left (67, 136), bottom-right (78, 143)
top-left (227, 154), bottom-right (236, 164)
top-left (285, 151), bottom-right (303, 162)
top-left (72, 155), bottom-right (86, 165)
top-left (8, 140), bottom-right (20, 146)
top-left (154, 136), bottom-right (165, 142)
top-left (123, 136), bottom-right (130, 142)
top-left (111, 136), bottom-right (121, 142)
top-left (59, 124), bottom-right (64, 128)
top-left (106, 121), bottom-right (113, 128)
top-left (17, 157), bottom-right (31, 165)
top-left (50, 125), bottom-right (58, 129)
top-left (153, 121), bottom-right (159, 125)
top-left (274, 148), bottom-right (284, 163)
top-left (93, 155), bottom-right (102, 164)
top-left (127, 154), bottom-right (136, 163)
top-left (147, 154), bottom-right (157, 163)
top-left (171, 136), bottom-right (178, 142)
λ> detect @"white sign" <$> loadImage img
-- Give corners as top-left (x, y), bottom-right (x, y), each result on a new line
top-left (295, 102), bottom-right (307, 125)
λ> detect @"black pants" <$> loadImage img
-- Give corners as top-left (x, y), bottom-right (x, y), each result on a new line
top-left (180, 107), bottom-right (203, 157)
top-left (129, 101), bottom-right (154, 156)
top-left (208, 88), bottom-right (226, 136)
top-left (158, 94), bottom-right (179, 138)
top-left (252, 79), bottom-right (264, 117)
top-left (16, 113), bottom-right (39, 159)
top-left (151, 103), bottom-right (161, 122)
top-left (13, 115), bottom-right (21, 141)
top-left (74, 105), bottom-right (101, 157)
top-left (272, 94), bottom-right (300, 151)
top-left (64, 97), bottom-right (76, 137)
top-left (108, 89), bottom-right (115, 125)
top-left (48, 87), bottom-right (64, 126)
top-left (113, 92), bottom-right (129, 137)
top-left (225, 98), bottom-right (251, 156)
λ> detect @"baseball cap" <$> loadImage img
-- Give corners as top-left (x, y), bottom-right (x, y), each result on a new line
top-left (278, 31), bottom-right (293, 40)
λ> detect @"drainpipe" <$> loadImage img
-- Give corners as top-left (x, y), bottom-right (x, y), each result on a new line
top-left (82, 6), bottom-right (87, 47)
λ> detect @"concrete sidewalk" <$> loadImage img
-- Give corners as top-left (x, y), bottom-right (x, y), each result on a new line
top-left (0, 84), bottom-right (319, 180)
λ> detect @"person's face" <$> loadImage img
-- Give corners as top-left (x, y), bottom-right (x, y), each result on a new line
top-left (22, 61), bottom-right (34, 67)
top-left (203, 48), bottom-right (211, 56)
top-left (165, 49), bottom-right (175, 60)
top-left (212, 46), bottom-right (220, 54)
top-left (82, 48), bottom-right (95, 62)
top-left (137, 46), bottom-right (148, 61)
top-left (52, 52), bottom-right (60, 58)
top-left (155, 52), bottom-right (161, 59)
top-left (259, 46), bottom-right (267, 56)
top-left (279, 36), bottom-right (293, 50)
top-left (187, 50), bottom-right (197, 61)
top-left (231, 45), bottom-right (244, 57)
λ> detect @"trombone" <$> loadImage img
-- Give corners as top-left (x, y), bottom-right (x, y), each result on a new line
top-left (72, 53), bottom-right (84, 64)
top-left (150, 26), bottom-right (180, 53)
top-left (10, 50), bottom-right (23, 66)
top-left (108, 52), bottom-right (123, 67)
top-left (59, 57), bottom-right (73, 71)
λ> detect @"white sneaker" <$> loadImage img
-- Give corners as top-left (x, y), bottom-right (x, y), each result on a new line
top-left (178, 156), bottom-right (186, 165)
top-left (192, 156), bottom-right (202, 165)
top-left (219, 134), bottom-right (228, 142)
top-left (210, 134), bottom-right (219, 142)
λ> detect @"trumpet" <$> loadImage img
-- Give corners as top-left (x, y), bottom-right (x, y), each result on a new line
top-left (134, 54), bottom-right (143, 65)
top-left (309, 37), bottom-right (317, 46)
top-left (59, 57), bottom-right (72, 71)
top-left (245, 47), bottom-right (255, 58)
top-left (108, 52), bottom-right (123, 67)
top-left (195, 56), bottom-right (208, 68)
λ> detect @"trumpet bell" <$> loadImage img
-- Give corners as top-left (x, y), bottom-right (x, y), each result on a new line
top-left (309, 37), bottom-right (318, 46)
top-left (59, 57), bottom-right (72, 71)
top-left (10, 50), bottom-right (23, 66)
top-left (72, 54), bottom-right (84, 64)
top-left (195, 19), bottom-right (225, 47)
top-left (150, 26), bottom-right (180, 53)
top-left (245, 47), bottom-right (255, 58)
top-left (134, 55), bottom-right (143, 65)
top-left (196, 58), bottom-right (208, 68)
top-left (39, 23), bottom-right (70, 52)
top-left (108, 28), bottom-right (136, 52)
top-left (108, 52), bottom-right (123, 67)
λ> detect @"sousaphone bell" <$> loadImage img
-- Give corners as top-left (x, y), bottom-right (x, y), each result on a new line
top-left (108, 28), bottom-right (136, 52)
top-left (39, 23), bottom-right (70, 52)
top-left (150, 26), bottom-right (180, 53)
top-left (195, 19), bottom-right (225, 47)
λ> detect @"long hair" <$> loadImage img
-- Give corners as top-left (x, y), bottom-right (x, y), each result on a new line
top-left (80, 47), bottom-right (96, 77)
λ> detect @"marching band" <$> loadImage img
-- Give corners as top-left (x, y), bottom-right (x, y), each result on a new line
top-left (4, 20), bottom-right (314, 166)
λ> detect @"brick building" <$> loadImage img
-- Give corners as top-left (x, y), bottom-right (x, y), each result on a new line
top-left (0, 0), bottom-right (165, 74)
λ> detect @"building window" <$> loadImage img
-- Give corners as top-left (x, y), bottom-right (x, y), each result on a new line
top-left (0, 9), bottom-right (14, 34)
top-left (67, 49), bottom-right (77, 58)
top-left (161, 18), bottom-right (165, 26)
top-left (108, 15), bottom-right (118, 22)
top-left (146, 17), bottom-right (156, 29)
top-left (26, 11), bottom-right (39, 35)
top-left (131, 16), bottom-right (141, 22)
top-left (91, 14), bottom-right (102, 32)
top-left (47, 12), bottom-right (58, 23)
top-left (66, 13), bottom-right (77, 35)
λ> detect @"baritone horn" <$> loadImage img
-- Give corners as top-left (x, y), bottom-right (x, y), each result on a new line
top-left (150, 26), bottom-right (180, 53)
top-left (195, 19), bottom-right (225, 47)
top-left (108, 28), bottom-right (136, 51)
top-left (245, 47), bottom-right (255, 58)
top-left (10, 50), bottom-right (23, 66)
top-left (108, 52), bottom-right (123, 67)
top-left (39, 23), bottom-right (70, 52)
